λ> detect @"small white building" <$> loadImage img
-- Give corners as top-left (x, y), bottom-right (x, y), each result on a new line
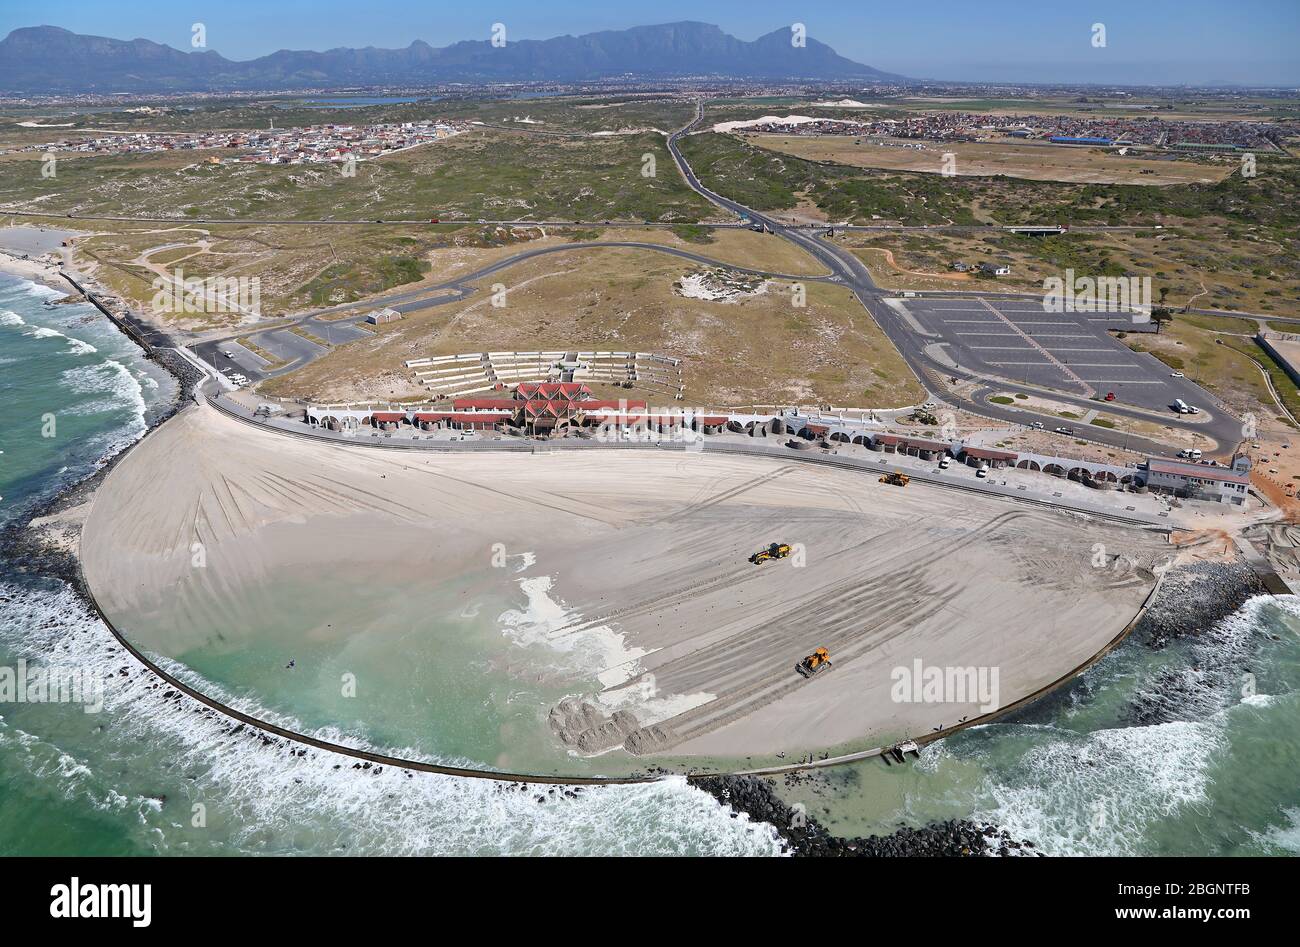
top-left (981, 262), bottom-right (1012, 276)
top-left (1143, 454), bottom-right (1251, 505)
top-left (366, 307), bottom-right (402, 325)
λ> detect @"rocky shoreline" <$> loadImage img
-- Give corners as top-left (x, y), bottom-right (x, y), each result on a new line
top-left (0, 318), bottom-right (199, 593)
top-left (694, 774), bottom-right (1041, 856)
top-left (1132, 555), bottom-right (1266, 650)
top-left (1123, 554), bottom-right (1273, 727)
top-left (0, 278), bottom-right (1284, 855)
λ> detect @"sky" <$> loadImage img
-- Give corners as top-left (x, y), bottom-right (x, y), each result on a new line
top-left (2, 0), bottom-right (1298, 86)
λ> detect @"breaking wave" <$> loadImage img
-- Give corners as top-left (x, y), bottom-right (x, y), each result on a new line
top-left (0, 580), bottom-right (782, 855)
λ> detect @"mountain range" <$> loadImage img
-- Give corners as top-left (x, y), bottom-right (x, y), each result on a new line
top-left (0, 23), bottom-right (903, 94)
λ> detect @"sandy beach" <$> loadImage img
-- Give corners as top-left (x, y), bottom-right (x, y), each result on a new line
top-left (80, 403), bottom-right (1171, 768)
top-left (0, 224), bottom-right (83, 291)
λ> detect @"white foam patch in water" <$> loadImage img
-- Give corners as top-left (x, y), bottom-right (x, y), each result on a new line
top-left (59, 361), bottom-right (148, 430)
top-left (970, 593), bottom-right (1300, 856)
top-left (0, 580), bottom-right (782, 855)
top-left (499, 575), bottom-right (653, 688)
top-left (975, 719), bottom-right (1222, 856)
top-left (14, 320), bottom-right (99, 356)
top-left (1252, 807), bottom-right (1300, 855)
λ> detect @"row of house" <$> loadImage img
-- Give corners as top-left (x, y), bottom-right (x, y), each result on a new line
top-left (306, 382), bottom-right (728, 437)
top-left (772, 412), bottom-right (1252, 505)
top-left (298, 395), bottom-right (1253, 506)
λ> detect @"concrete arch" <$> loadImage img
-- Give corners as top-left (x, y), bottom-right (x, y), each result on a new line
top-left (1017, 459), bottom-right (1041, 472)
top-left (1044, 463), bottom-right (1066, 477)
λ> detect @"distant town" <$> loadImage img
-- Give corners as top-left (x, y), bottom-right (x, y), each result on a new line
top-left (725, 110), bottom-right (1297, 152)
top-left (14, 119), bottom-right (471, 164)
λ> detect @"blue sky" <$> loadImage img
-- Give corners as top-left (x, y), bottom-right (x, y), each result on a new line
top-left (3, 0), bottom-right (1298, 85)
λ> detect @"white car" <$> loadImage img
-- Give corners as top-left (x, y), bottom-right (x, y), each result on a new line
top-left (223, 351), bottom-right (235, 359)
top-left (975, 466), bottom-right (989, 479)
top-left (1170, 371), bottom-right (1185, 378)
top-left (938, 457), bottom-right (951, 469)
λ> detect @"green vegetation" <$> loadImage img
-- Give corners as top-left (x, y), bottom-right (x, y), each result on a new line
top-left (1090, 418), bottom-right (1116, 429)
top-left (678, 132), bottom-right (979, 224)
top-left (299, 255), bottom-right (429, 306)
top-left (1220, 338), bottom-right (1300, 423)
top-left (670, 224), bottom-right (715, 244)
top-left (989, 395), bottom-right (1015, 404)
top-left (0, 128), bottom-right (717, 223)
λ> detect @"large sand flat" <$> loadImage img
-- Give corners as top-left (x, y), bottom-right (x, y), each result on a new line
top-left (81, 404), bottom-right (1170, 766)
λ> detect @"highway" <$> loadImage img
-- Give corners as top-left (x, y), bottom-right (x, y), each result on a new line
top-left (70, 101), bottom-right (1245, 458)
top-left (663, 101), bottom-right (1244, 458)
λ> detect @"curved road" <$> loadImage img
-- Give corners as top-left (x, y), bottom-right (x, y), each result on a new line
top-left (664, 103), bottom-right (1243, 458)
top-left (149, 102), bottom-right (1242, 457)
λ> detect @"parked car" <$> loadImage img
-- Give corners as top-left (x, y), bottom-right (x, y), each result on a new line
top-left (1032, 421), bottom-right (1045, 430)
top-left (975, 466), bottom-right (989, 479)
top-left (1170, 371), bottom-right (1185, 378)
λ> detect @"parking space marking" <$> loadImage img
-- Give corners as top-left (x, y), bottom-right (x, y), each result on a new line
top-left (978, 297), bottom-right (1093, 395)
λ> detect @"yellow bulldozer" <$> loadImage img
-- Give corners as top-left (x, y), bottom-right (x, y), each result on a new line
top-left (797, 647), bottom-right (832, 678)
top-left (749, 542), bottom-right (793, 565)
top-left (879, 471), bottom-right (910, 487)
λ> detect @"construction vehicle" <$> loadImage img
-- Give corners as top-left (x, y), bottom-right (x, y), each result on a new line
top-left (879, 472), bottom-right (910, 487)
top-left (749, 542), bottom-right (793, 565)
top-left (797, 647), bottom-right (832, 678)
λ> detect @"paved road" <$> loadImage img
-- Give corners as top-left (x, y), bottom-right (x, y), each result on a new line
top-left (0, 206), bottom-right (1174, 236)
top-left (193, 238), bottom-right (834, 381)
top-left (71, 104), bottom-right (1246, 456)
top-left (664, 102), bottom-right (1244, 458)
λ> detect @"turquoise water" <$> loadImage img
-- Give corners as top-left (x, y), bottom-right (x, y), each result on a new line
top-left (0, 270), bottom-right (1296, 855)
top-left (0, 273), bottom-right (781, 854)
top-left (777, 596), bottom-right (1300, 856)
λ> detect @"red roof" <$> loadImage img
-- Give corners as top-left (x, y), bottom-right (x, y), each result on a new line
top-left (963, 447), bottom-right (1019, 461)
top-left (574, 399), bottom-right (648, 411)
top-left (876, 434), bottom-right (949, 451)
top-left (1147, 459), bottom-right (1249, 485)
top-left (414, 411), bottom-right (512, 423)
top-left (697, 416), bottom-right (729, 426)
top-left (516, 382), bottom-right (593, 402)
top-left (453, 398), bottom-right (516, 410)
top-left (372, 412), bottom-right (406, 423)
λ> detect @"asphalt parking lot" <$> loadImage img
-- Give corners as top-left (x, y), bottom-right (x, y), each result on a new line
top-left (902, 296), bottom-right (1201, 412)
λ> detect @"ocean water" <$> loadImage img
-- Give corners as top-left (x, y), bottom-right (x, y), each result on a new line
top-left (0, 273), bottom-right (783, 855)
top-left (0, 270), bottom-right (1296, 855)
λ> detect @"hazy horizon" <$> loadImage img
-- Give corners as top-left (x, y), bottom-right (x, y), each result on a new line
top-left (2, 0), bottom-right (1298, 87)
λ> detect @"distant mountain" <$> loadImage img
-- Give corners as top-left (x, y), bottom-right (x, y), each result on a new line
top-left (0, 23), bottom-right (903, 94)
